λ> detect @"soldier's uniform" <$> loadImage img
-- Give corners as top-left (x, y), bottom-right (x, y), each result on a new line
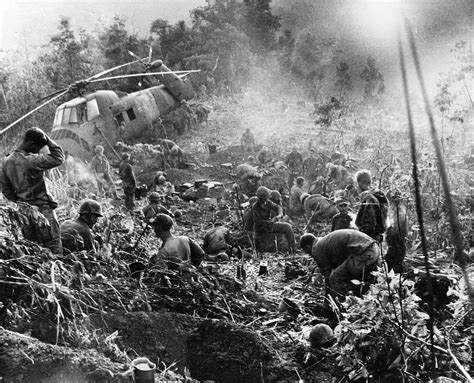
top-left (90, 147), bottom-right (115, 196)
top-left (311, 229), bottom-right (380, 297)
top-left (355, 189), bottom-right (388, 242)
top-left (61, 217), bottom-right (96, 253)
top-left (1, 131), bottom-right (64, 253)
top-left (119, 156), bottom-right (136, 210)
top-left (252, 188), bottom-right (295, 253)
top-left (241, 129), bottom-right (256, 153)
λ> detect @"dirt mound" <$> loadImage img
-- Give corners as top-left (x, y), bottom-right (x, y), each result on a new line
top-left (90, 311), bottom-right (293, 382)
top-left (0, 328), bottom-right (126, 383)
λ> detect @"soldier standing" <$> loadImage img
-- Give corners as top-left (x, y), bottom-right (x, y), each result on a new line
top-left (354, 170), bottom-right (388, 242)
top-left (286, 146), bottom-right (303, 188)
top-left (119, 153), bottom-right (136, 210)
top-left (302, 149), bottom-right (319, 189)
top-left (1, 127), bottom-right (64, 254)
top-left (90, 145), bottom-right (115, 197)
top-left (241, 128), bottom-right (256, 153)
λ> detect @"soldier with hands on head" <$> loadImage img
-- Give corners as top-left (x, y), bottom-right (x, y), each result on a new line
top-left (1, 127), bottom-right (64, 254)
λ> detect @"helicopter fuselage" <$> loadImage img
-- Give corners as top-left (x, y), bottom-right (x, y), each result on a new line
top-left (50, 84), bottom-right (184, 161)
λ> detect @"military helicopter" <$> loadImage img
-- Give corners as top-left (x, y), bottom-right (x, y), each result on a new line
top-left (0, 51), bottom-right (199, 160)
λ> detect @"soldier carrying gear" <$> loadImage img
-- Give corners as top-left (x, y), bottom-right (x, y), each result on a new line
top-left (1, 127), bottom-right (65, 254)
top-left (354, 170), bottom-right (388, 242)
top-left (61, 199), bottom-right (103, 254)
top-left (289, 176), bottom-right (305, 216)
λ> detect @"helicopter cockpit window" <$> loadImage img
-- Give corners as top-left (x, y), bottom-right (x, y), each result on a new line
top-left (62, 107), bottom-right (72, 125)
top-left (69, 107), bottom-right (78, 123)
top-left (87, 99), bottom-right (99, 120)
top-left (126, 108), bottom-right (136, 121)
top-left (53, 108), bottom-right (64, 126)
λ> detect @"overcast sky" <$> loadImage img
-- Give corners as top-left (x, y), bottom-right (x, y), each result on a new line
top-left (0, 0), bottom-right (206, 51)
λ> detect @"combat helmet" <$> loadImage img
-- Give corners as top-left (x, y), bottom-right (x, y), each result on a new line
top-left (148, 192), bottom-right (161, 203)
top-left (256, 186), bottom-right (270, 200)
top-left (78, 199), bottom-right (103, 217)
top-left (309, 324), bottom-right (336, 348)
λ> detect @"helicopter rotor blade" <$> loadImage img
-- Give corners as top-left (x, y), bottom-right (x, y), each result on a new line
top-left (86, 58), bottom-right (147, 81)
top-left (88, 70), bottom-right (201, 83)
top-left (148, 46), bottom-right (153, 63)
top-left (0, 89), bottom-right (69, 136)
top-left (36, 87), bottom-right (69, 103)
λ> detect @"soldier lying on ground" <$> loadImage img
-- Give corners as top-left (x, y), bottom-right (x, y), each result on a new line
top-left (300, 229), bottom-right (380, 299)
top-left (1, 127), bottom-right (65, 254)
top-left (149, 214), bottom-right (204, 269)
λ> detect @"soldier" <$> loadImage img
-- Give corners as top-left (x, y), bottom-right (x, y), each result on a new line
top-left (289, 176), bottom-right (305, 216)
top-left (286, 146), bottom-right (303, 187)
top-left (1, 127), bottom-right (64, 254)
top-left (354, 170), bottom-right (388, 242)
top-left (142, 192), bottom-right (174, 224)
top-left (301, 193), bottom-right (338, 230)
top-left (61, 199), bottom-right (103, 254)
top-left (235, 160), bottom-right (261, 197)
top-left (252, 186), bottom-right (296, 254)
top-left (203, 226), bottom-right (235, 256)
top-left (241, 128), bottom-right (256, 153)
top-left (302, 149), bottom-right (319, 188)
top-left (170, 144), bottom-right (184, 168)
top-left (326, 163), bottom-right (352, 190)
top-left (149, 214), bottom-right (205, 269)
top-left (90, 145), bottom-right (115, 197)
top-left (331, 196), bottom-right (353, 231)
top-left (243, 196), bottom-right (259, 231)
top-left (118, 153), bottom-right (136, 210)
top-left (154, 174), bottom-right (175, 197)
top-left (300, 229), bottom-right (380, 298)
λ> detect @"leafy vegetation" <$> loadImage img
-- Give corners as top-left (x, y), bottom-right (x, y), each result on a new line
top-left (0, 0), bottom-right (472, 381)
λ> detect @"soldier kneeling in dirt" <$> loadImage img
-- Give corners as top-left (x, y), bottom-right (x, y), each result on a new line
top-left (300, 229), bottom-right (380, 299)
top-left (61, 199), bottom-right (103, 254)
top-left (202, 226), bottom-right (237, 261)
top-left (149, 214), bottom-right (204, 269)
